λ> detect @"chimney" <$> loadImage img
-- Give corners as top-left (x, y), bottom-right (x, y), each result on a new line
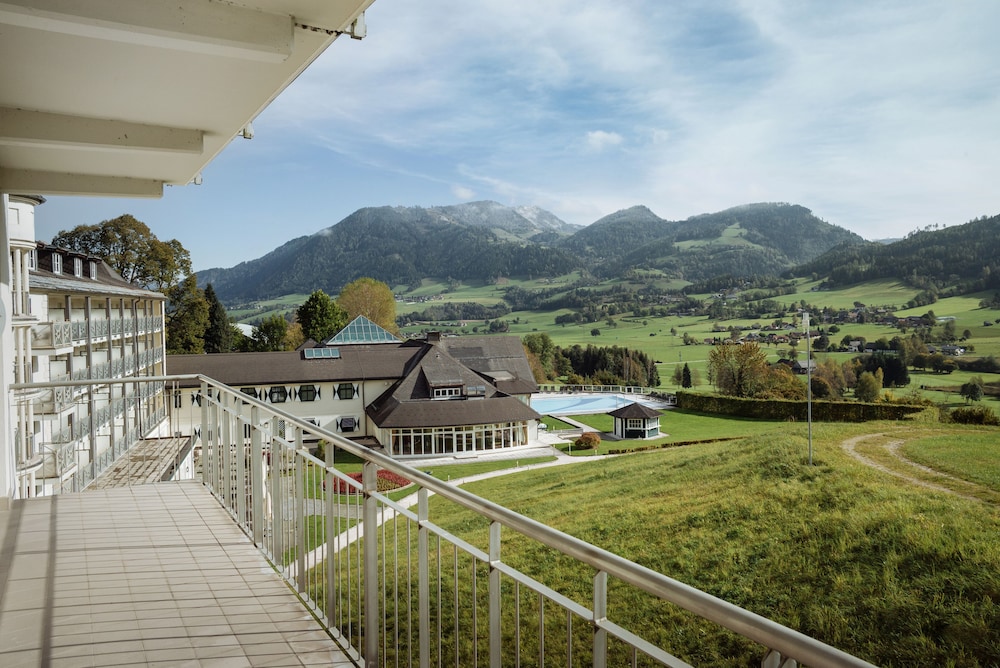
top-left (426, 331), bottom-right (442, 344)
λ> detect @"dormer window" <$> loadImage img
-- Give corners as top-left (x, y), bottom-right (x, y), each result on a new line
top-left (73, 257), bottom-right (83, 277)
top-left (433, 386), bottom-right (461, 399)
top-left (89, 261), bottom-right (97, 279)
top-left (52, 253), bottom-right (62, 274)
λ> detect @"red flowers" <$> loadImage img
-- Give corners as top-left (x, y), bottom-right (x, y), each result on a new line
top-left (327, 469), bottom-right (411, 494)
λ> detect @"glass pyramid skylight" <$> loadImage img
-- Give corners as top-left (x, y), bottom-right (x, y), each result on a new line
top-left (326, 315), bottom-right (401, 345)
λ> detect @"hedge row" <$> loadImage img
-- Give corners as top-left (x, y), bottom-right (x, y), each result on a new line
top-left (675, 392), bottom-right (927, 422)
top-left (607, 437), bottom-right (738, 455)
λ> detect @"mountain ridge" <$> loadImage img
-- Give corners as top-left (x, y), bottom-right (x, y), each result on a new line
top-left (197, 200), bottom-right (866, 302)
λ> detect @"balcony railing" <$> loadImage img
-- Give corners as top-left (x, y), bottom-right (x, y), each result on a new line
top-left (32, 316), bottom-right (164, 349)
top-left (183, 376), bottom-right (876, 668)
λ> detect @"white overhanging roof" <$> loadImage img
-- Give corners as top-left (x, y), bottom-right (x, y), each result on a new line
top-left (0, 0), bottom-right (376, 198)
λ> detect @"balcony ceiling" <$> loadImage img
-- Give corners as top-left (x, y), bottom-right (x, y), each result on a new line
top-left (0, 0), bottom-right (374, 198)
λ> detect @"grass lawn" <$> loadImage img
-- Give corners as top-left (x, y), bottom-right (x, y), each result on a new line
top-left (419, 422), bottom-right (1000, 667)
top-left (562, 409), bottom-right (786, 455)
top-left (903, 429), bottom-right (1000, 491)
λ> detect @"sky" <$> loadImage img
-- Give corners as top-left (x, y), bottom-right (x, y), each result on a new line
top-left (34, 0), bottom-right (1000, 273)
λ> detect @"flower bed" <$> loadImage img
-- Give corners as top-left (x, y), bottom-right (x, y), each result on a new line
top-left (327, 469), bottom-right (411, 494)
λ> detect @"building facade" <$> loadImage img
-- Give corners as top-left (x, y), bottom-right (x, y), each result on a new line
top-left (167, 320), bottom-right (542, 458)
top-left (8, 196), bottom-right (169, 497)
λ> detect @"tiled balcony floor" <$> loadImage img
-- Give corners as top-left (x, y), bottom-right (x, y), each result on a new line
top-left (0, 482), bottom-right (356, 667)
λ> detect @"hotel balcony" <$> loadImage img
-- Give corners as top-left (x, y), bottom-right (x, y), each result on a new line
top-left (0, 376), bottom-right (877, 667)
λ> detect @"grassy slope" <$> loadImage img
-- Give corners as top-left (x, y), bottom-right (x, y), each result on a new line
top-left (429, 422), bottom-right (1000, 667)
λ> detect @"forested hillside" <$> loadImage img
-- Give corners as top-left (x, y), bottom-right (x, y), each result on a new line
top-left (199, 201), bottom-right (866, 302)
top-left (792, 214), bottom-right (1000, 297)
top-left (556, 202), bottom-right (864, 281)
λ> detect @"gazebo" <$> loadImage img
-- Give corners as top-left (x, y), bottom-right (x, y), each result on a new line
top-left (608, 403), bottom-right (663, 440)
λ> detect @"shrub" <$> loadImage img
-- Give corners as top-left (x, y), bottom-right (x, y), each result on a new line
top-left (574, 432), bottom-right (602, 449)
top-left (948, 405), bottom-right (1000, 426)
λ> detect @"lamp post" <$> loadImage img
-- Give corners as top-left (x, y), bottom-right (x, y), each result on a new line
top-left (803, 312), bottom-right (813, 466)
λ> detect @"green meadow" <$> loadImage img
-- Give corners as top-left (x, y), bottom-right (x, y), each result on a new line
top-left (421, 422), bottom-right (1000, 666)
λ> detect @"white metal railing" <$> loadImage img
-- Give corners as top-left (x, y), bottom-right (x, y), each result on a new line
top-left (190, 376), bottom-right (876, 668)
top-left (33, 316), bottom-right (165, 349)
top-left (15, 376), bottom-right (167, 492)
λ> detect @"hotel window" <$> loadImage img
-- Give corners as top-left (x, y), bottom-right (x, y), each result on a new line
top-left (338, 417), bottom-right (357, 433)
top-left (337, 383), bottom-right (356, 400)
top-left (268, 387), bottom-right (288, 403)
top-left (52, 253), bottom-right (62, 274)
top-left (27, 249), bottom-right (37, 270)
top-left (89, 261), bottom-right (97, 278)
top-left (433, 387), bottom-right (461, 399)
top-left (240, 387), bottom-right (258, 399)
top-left (298, 384), bottom-right (317, 402)
top-left (73, 257), bottom-right (83, 277)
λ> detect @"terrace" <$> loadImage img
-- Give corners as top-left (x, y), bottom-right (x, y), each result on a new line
top-left (1, 376), bottom-right (877, 667)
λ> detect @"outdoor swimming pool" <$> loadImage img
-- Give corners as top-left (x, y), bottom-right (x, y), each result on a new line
top-left (531, 393), bottom-right (673, 416)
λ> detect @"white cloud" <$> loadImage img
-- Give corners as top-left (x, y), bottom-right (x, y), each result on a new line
top-left (451, 185), bottom-right (475, 200)
top-left (584, 131), bottom-right (624, 153)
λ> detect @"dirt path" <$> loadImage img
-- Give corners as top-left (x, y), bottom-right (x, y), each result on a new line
top-left (841, 433), bottom-right (989, 503)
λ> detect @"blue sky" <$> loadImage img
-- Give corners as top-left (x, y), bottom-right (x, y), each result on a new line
top-left (34, 0), bottom-right (1000, 272)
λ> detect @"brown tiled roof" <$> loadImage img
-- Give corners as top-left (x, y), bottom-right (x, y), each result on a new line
top-left (166, 344), bottom-right (424, 388)
top-left (367, 395), bottom-right (540, 428)
top-left (438, 336), bottom-right (538, 395)
top-left (608, 403), bottom-right (662, 419)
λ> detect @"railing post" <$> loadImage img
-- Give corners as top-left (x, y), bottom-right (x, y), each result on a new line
top-left (489, 521), bottom-right (502, 668)
top-left (326, 440), bottom-right (337, 631)
top-left (234, 398), bottom-right (247, 529)
top-left (270, 419), bottom-right (283, 564)
top-left (295, 426), bottom-right (307, 595)
top-left (593, 570), bottom-right (608, 668)
top-left (418, 488), bottom-right (430, 668)
top-left (250, 404), bottom-right (263, 545)
top-left (363, 460), bottom-right (379, 668)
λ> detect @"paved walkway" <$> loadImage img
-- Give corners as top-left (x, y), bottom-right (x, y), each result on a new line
top-left (0, 482), bottom-right (355, 668)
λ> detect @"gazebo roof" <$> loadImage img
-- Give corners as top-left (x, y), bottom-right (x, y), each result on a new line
top-left (608, 402), bottom-right (662, 419)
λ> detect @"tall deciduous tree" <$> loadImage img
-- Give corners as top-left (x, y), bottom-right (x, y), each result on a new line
top-left (296, 290), bottom-right (348, 342)
top-left (53, 214), bottom-right (191, 290)
top-left (203, 284), bottom-right (233, 353)
top-left (707, 342), bottom-right (770, 398)
top-left (855, 371), bottom-right (881, 403)
top-left (337, 278), bottom-right (398, 334)
top-left (165, 276), bottom-right (208, 354)
top-left (251, 315), bottom-right (289, 352)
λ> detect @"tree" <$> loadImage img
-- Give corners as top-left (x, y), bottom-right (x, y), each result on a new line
top-left (337, 278), bottom-right (399, 334)
top-left (681, 363), bottom-right (692, 389)
top-left (590, 328), bottom-right (601, 337)
top-left (960, 377), bottom-right (985, 403)
top-left (252, 315), bottom-right (289, 352)
top-left (708, 342), bottom-right (770, 398)
top-left (671, 364), bottom-right (684, 387)
top-left (203, 284), bottom-right (233, 353)
top-left (165, 276), bottom-right (208, 354)
top-left (53, 214), bottom-right (191, 290)
top-left (855, 371), bottom-right (881, 403)
top-left (297, 290), bottom-right (348, 343)
top-left (523, 333), bottom-right (556, 377)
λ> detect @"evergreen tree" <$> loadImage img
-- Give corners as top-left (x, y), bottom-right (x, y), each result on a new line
top-left (203, 284), bottom-right (233, 353)
top-left (682, 363), bottom-right (692, 388)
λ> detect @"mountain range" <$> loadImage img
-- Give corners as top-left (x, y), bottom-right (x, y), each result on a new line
top-left (196, 201), bottom-right (866, 302)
